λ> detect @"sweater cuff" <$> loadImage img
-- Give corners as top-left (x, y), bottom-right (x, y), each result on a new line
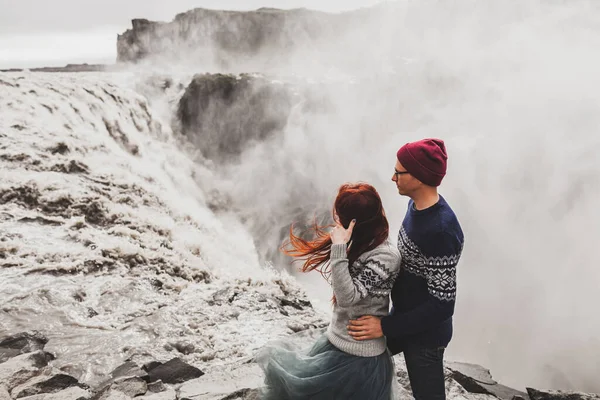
top-left (330, 244), bottom-right (347, 259)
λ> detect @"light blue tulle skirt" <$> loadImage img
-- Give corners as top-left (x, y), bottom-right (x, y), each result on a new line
top-left (256, 334), bottom-right (395, 400)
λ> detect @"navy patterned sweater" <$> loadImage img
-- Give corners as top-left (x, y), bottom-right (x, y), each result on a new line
top-left (381, 195), bottom-right (464, 348)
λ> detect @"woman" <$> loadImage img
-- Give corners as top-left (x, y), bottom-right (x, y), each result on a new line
top-left (257, 183), bottom-right (401, 400)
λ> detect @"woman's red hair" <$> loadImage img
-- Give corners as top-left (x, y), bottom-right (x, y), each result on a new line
top-left (281, 183), bottom-right (389, 282)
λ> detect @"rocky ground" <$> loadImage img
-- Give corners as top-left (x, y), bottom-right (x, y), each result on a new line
top-left (3, 329), bottom-right (599, 400)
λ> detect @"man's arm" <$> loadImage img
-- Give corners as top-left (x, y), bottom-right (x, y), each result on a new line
top-left (381, 296), bottom-right (454, 337)
top-left (347, 294), bottom-right (454, 339)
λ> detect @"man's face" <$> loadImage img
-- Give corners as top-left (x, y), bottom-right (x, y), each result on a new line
top-left (392, 160), bottom-right (420, 196)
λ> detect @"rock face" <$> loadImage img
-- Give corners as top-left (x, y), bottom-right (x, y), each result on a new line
top-left (176, 73), bottom-right (294, 161)
top-left (174, 72), bottom-right (338, 269)
top-left (116, 7), bottom-right (380, 66)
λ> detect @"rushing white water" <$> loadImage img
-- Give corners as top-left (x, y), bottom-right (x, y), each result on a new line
top-left (1, 0), bottom-right (600, 394)
top-left (0, 71), bottom-right (327, 386)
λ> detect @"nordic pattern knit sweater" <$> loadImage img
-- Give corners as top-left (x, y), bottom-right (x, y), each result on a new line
top-left (326, 241), bottom-right (401, 357)
top-left (381, 195), bottom-right (464, 348)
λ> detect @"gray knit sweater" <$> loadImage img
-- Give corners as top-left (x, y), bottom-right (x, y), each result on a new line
top-left (326, 241), bottom-right (401, 357)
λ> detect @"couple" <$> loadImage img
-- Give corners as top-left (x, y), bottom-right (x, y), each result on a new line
top-left (257, 139), bottom-right (464, 400)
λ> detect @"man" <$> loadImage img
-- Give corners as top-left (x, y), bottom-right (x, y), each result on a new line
top-left (347, 138), bottom-right (464, 400)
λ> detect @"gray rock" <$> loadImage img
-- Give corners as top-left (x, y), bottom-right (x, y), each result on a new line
top-left (147, 380), bottom-right (166, 393)
top-left (94, 361), bottom-right (149, 396)
top-left (1, 369), bottom-right (41, 393)
top-left (445, 376), bottom-right (497, 400)
top-left (171, 342), bottom-right (196, 355)
top-left (109, 361), bottom-right (148, 381)
top-left (219, 388), bottom-right (260, 400)
top-left (179, 363), bottom-right (263, 400)
top-left (0, 332), bottom-right (48, 351)
top-left (279, 297), bottom-right (311, 310)
top-left (13, 374), bottom-right (84, 399)
top-left (17, 386), bottom-right (91, 400)
top-left (91, 376), bottom-right (147, 400)
top-left (0, 351), bottom-right (55, 391)
top-left (138, 388), bottom-right (177, 400)
top-left (110, 376), bottom-right (147, 397)
top-left (211, 288), bottom-right (239, 305)
top-left (142, 361), bottom-right (162, 373)
top-left (447, 361), bottom-right (529, 400)
top-left (526, 388), bottom-right (600, 400)
top-left (0, 332), bottom-right (48, 363)
top-left (147, 358), bottom-right (203, 384)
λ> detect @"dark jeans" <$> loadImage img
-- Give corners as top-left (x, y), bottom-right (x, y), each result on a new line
top-left (388, 339), bottom-right (446, 400)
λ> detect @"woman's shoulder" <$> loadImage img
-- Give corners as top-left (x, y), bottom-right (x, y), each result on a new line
top-left (358, 240), bottom-right (401, 267)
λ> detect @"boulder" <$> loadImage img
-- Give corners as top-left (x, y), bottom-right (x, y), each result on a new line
top-left (94, 361), bottom-right (149, 395)
top-left (109, 376), bottom-right (147, 397)
top-left (179, 363), bottom-right (262, 400)
top-left (0, 351), bottom-right (55, 391)
top-left (146, 380), bottom-right (166, 393)
top-left (446, 361), bottom-right (529, 400)
top-left (109, 361), bottom-right (148, 381)
top-left (91, 376), bottom-right (147, 400)
top-left (143, 361), bottom-right (162, 373)
top-left (0, 332), bottom-right (48, 363)
top-left (526, 388), bottom-right (600, 400)
top-left (12, 374), bottom-right (84, 398)
top-left (219, 388), bottom-right (261, 400)
top-left (17, 386), bottom-right (91, 400)
top-left (147, 358), bottom-right (203, 384)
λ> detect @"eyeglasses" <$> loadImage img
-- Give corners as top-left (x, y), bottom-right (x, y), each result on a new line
top-left (393, 169), bottom-right (410, 178)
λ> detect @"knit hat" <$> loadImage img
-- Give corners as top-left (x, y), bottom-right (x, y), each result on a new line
top-left (396, 138), bottom-right (447, 187)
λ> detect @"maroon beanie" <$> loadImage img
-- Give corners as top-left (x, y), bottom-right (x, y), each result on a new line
top-left (396, 138), bottom-right (447, 187)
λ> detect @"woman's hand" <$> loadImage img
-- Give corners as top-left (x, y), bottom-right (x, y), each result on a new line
top-left (330, 219), bottom-right (356, 245)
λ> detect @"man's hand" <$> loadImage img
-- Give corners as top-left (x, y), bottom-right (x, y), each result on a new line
top-left (347, 316), bottom-right (383, 340)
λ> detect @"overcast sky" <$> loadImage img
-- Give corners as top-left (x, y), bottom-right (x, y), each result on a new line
top-left (0, 0), bottom-right (385, 68)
